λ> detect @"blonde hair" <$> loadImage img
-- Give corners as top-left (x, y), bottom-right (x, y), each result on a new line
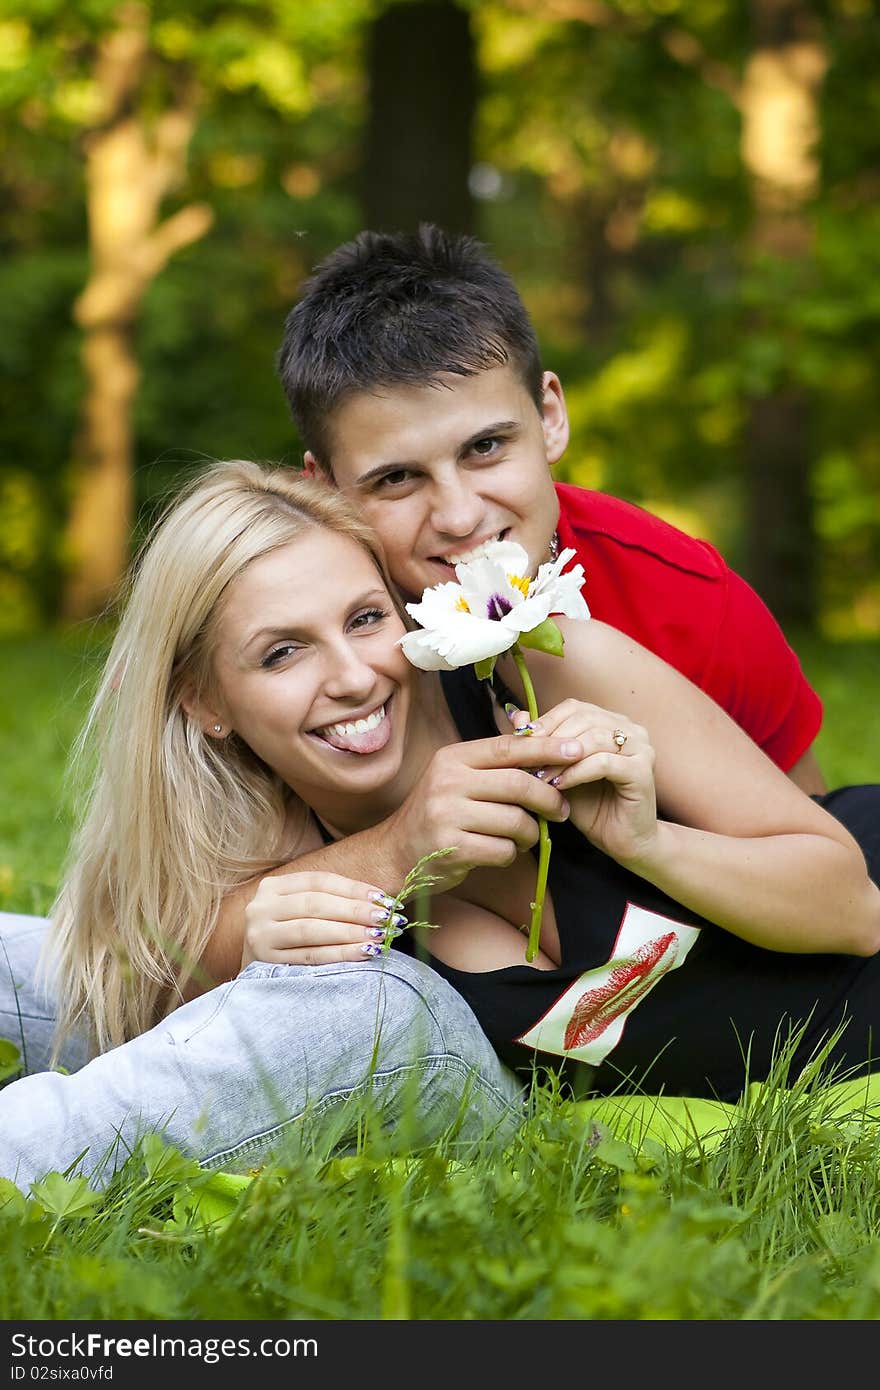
top-left (45, 459), bottom-right (400, 1054)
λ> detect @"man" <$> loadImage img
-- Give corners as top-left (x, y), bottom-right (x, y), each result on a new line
top-left (279, 222), bottom-right (825, 794)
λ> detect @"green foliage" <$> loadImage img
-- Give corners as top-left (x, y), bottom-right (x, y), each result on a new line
top-left (0, 1039), bottom-right (21, 1083)
top-left (1, 0), bottom-right (878, 632)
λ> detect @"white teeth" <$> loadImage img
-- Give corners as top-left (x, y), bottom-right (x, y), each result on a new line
top-left (445, 534), bottom-right (504, 566)
top-left (323, 705), bottom-right (386, 739)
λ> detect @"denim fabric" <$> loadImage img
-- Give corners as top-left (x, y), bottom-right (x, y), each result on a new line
top-left (0, 912), bottom-right (526, 1192)
top-left (0, 911), bottom-right (90, 1075)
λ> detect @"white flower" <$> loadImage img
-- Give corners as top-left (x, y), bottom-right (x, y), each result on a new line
top-left (399, 540), bottom-right (590, 671)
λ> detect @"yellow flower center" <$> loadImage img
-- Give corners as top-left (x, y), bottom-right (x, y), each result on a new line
top-left (508, 573), bottom-right (531, 598)
top-left (455, 596), bottom-right (471, 613)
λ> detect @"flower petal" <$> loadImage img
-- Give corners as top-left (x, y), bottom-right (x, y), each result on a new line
top-left (457, 556), bottom-right (523, 615)
top-left (454, 540), bottom-right (529, 584)
top-left (530, 548), bottom-right (590, 620)
top-left (432, 616), bottom-right (520, 666)
top-left (404, 580), bottom-right (469, 628)
top-left (397, 630), bottom-right (457, 671)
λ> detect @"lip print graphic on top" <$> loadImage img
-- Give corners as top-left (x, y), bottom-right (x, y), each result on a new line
top-left (516, 903), bottom-right (701, 1068)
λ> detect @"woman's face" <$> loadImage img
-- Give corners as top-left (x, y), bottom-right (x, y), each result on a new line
top-left (208, 529), bottom-right (416, 816)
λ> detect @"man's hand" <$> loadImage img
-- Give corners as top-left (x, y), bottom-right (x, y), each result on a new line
top-left (384, 732), bottom-right (583, 892)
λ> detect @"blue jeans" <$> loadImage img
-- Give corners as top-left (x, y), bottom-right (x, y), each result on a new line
top-left (0, 912), bottom-right (525, 1192)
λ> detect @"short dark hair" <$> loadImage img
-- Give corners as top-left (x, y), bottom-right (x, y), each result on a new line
top-left (276, 223), bottom-right (544, 465)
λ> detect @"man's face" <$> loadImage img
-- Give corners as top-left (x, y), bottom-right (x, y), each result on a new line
top-left (317, 366), bottom-right (569, 601)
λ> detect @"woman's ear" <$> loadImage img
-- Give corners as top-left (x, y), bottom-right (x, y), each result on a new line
top-left (180, 686), bottom-right (229, 739)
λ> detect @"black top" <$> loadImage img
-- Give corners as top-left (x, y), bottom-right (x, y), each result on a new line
top-left (400, 667), bottom-right (880, 1103)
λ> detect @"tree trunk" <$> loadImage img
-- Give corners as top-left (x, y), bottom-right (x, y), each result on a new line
top-left (739, 0), bottom-right (826, 628)
top-left (362, 0), bottom-right (476, 236)
top-left (62, 2), bottom-right (212, 622)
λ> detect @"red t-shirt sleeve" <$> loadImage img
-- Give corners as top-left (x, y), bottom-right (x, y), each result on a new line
top-left (555, 483), bottom-right (822, 771)
top-left (701, 562), bottom-right (823, 771)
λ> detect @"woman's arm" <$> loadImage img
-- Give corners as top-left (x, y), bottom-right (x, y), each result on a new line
top-left (194, 732), bottom-right (581, 992)
top-left (498, 621), bottom-right (880, 957)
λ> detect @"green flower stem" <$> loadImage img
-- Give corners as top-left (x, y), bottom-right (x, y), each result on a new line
top-left (511, 643), bottom-right (550, 964)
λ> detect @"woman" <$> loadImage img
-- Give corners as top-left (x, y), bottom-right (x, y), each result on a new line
top-left (1, 459), bottom-right (878, 1189)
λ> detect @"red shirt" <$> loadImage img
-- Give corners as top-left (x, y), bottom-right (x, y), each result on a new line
top-left (555, 483), bottom-right (822, 771)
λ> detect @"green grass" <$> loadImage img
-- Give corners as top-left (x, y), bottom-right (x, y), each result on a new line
top-left (1, 629), bottom-right (880, 1320)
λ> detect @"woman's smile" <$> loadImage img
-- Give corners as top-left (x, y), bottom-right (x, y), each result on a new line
top-left (309, 693), bottom-right (394, 755)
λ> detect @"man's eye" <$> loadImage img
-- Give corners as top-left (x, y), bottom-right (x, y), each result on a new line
top-left (373, 469), bottom-right (414, 491)
top-left (472, 437), bottom-right (500, 456)
top-left (261, 644), bottom-right (298, 668)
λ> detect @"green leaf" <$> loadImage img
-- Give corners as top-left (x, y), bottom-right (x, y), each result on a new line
top-left (518, 618), bottom-right (564, 658)
top-left (0, 1038), bottom-right (22, 1083)
top-left (474, 655), bottom-right (497, 681)
top-left (30, 1171), bottom-right (101, 1220)
top-left (141, 1133), bottom-right (202, 1184)
top-left (170, 1172), bottom-right (252, 1234)
top-left (592, 1133), bottom-right (637, 1171)
top-left (0, 1177), bottom-right (29, 1219)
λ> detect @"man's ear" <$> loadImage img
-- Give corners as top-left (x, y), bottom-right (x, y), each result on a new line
top-left (540, 372), bottom-right (570, 467)
top-left (302, 450), bottom-right (337, 489)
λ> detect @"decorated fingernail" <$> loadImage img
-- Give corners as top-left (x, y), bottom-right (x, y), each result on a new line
top-left (370, 907), bottom-right (408, 927)
top-left (368, 890), bottom-right (398, 909)
top-left (366, 926), bottom-right (386, 939)
top-left (513, 723), bottom-right (537, 737)
top-left (504, 702), bottom-right (520, 723)
top-left (531, 768), bottom-right (547, 779)
top-left (361, 942), bottom-right (383, 957)
top-left (549, 775), bottom-right (562, 787)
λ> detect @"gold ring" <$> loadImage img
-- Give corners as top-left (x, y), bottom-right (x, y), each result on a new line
top-left (612, 728), bottom-right (628, 752)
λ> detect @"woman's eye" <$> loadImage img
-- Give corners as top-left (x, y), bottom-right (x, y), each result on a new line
top-left (350, 607), bottom-right (388, 630)
top-left (261, 644), bottom-right (298, 669)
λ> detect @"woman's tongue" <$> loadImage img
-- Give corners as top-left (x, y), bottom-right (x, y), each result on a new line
top-left (317, 706), bottom-right (391, 755)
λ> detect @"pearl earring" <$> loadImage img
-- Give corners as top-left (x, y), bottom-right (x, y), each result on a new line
top-left (213, 724), bottom-right (223, 734)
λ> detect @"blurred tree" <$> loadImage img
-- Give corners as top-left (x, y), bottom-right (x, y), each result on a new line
top-left (740, 0), bottom-right (826, 627)
top-left (0, 0), bottom-right (368, 622)
top-left (65, 2), bottom-right (213, 622)
top-left (362, 0), bottom-right (476, 234)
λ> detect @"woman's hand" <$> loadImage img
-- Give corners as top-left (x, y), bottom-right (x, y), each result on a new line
top-left (241, 870), bottom-right (406, 969)
top-left (507, 699), bottom-right (660, 867)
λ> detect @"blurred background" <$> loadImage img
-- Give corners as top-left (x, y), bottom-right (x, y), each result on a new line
top-left (1, 0), bottom-right (879, 909)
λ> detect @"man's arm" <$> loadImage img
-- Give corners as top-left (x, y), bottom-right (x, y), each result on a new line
top-left (785, 746), bottom-right (828, 797)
